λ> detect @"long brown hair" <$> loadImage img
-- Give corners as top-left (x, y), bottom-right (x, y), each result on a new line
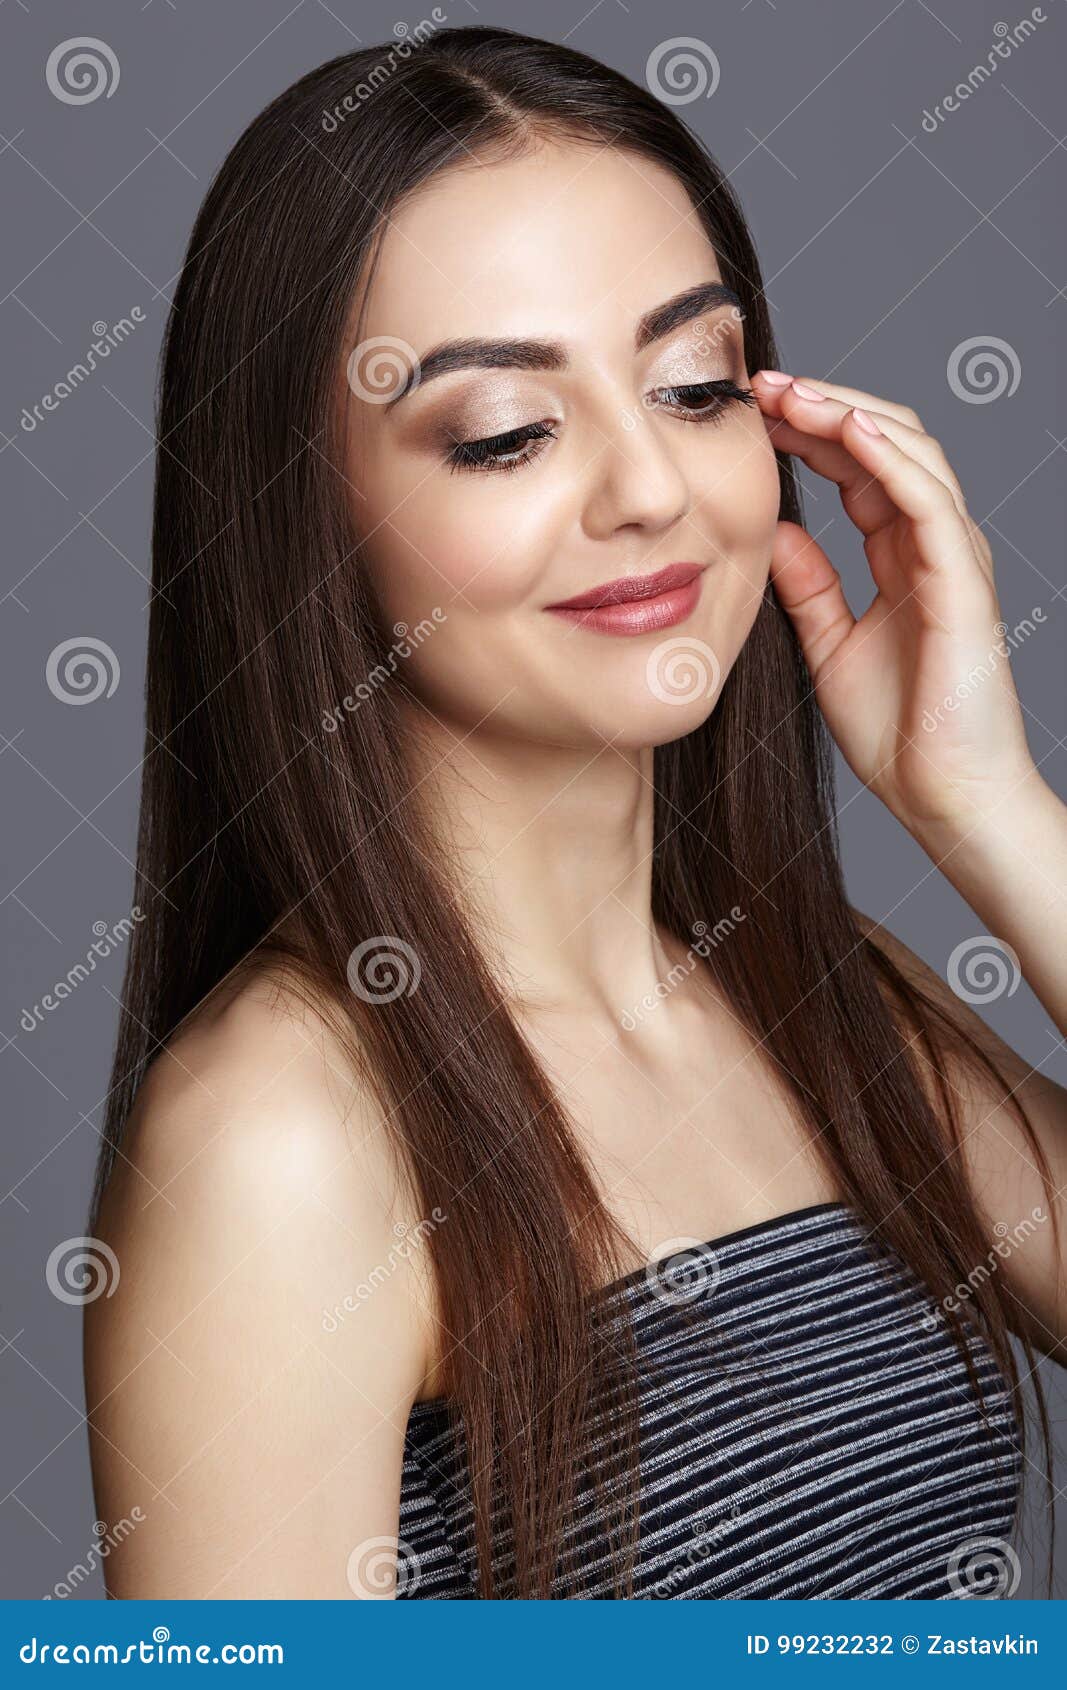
top-left (92, 24), bottom-right (1055, 1597)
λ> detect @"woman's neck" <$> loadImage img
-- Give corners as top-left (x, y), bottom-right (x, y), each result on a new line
top-left (404, 709), bottom-right (682, 1027)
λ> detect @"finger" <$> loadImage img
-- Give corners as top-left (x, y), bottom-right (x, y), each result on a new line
top-left (869, 416), bottom-right (989, 575)
top-left (761, 382), bottom-right (990, 590)
top-left (833, 410), bottom-right (989, 576)
top-left (765, 413), bottom-right (900, 536)
top-left (753, 371), bottom-right (923, 431)
top-left (768, 519), bottom-right (856, 683)
top-left (837, 407), bottom-right (984, 584)
top-left (769, 386), bottom-right (971, 524)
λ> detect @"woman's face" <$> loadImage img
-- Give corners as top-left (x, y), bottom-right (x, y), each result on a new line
top-left (342, 139), bottom-right (781, 750)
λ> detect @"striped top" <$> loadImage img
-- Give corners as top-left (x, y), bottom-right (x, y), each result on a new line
top-left (395, 1202), bottom-right (1022, 1599)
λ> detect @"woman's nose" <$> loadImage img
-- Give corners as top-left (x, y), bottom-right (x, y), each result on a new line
top-left (580, 400), bottom-right (692, 540)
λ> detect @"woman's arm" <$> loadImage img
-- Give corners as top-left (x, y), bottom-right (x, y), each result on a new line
top-left (909, 770), bottom-right (1067, 1043)
top-left (84, 974), bottom-right (432, 1598)
top-left (853, 902), bottom-right (1067, 1357)
top-left (749, 369), bottom-right (1067, 1353)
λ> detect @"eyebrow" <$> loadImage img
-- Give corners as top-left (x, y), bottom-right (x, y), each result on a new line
top-left (383, 280), bottom-right (743, 411)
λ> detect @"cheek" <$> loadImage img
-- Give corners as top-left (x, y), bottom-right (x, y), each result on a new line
top-left (352, 469), bottom-right (559, 728)
top-left (359, 467), bottom-right (550, 621)
top-left (684, 426), bottom-right (781, 670)
top-left (706, 425), bottom-right (782, 580)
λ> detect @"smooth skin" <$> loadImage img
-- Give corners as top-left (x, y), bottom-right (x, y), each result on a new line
top-left (86, 138), bottom-right (1067, 1599)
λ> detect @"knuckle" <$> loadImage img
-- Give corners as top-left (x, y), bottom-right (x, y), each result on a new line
top-left (924, 434), bottom-right (950, 467)
top-left (932, 447), bottom-right (962, 489)
top-left (925, 476), bottom-right (957, 511)
top-left (919, 434), bottom-right (964, 496)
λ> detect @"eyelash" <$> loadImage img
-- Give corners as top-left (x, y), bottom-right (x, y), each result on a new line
top-left (445, 379), bottom-right (757, 475)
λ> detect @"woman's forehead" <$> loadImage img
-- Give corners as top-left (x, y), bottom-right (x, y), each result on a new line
top-left (361, 141), bottom-right (719, 344)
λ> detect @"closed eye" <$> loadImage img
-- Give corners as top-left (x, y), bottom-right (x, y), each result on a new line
top-left (653, 378), bottom-right (757, 422)
top-left (446, 420), bottom-right (556, 475)
top-left (445, 379), bottom-right (755, 475)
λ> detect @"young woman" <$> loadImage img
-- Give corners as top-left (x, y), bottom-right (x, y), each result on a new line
top-left (84, 25), bottom-right (1067, 1600)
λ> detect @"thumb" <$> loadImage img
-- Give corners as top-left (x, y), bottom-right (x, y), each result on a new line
top-left (768, 520), bottom-right (856, 683)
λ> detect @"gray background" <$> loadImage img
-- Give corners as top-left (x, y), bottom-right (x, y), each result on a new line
top-left (2, 0), bottom-right (1064, 1599)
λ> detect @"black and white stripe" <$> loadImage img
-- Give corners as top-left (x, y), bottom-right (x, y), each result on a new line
top-left (395, 1203), bottom-right (1022, 1599)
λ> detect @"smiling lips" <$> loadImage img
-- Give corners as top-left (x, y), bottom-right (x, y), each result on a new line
top-left (545, 562), bottom-right (706, 637)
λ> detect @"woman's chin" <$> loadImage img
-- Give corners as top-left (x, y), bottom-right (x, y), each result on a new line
top-left (564, 695), bottom-right (722, 751)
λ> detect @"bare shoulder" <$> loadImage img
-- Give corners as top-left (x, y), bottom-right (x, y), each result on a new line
top-left (85, 963), bottom-right (435, 1597)
top-left (107, 961), bottom-right (408, 1219)
top-left (851, 905), bottom-right (1067, 1350)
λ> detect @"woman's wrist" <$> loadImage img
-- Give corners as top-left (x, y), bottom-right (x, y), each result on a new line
top-left (905, 762), bottom-right (1056, 868)
top-left (905, 770), bottom-right (1067, 1034)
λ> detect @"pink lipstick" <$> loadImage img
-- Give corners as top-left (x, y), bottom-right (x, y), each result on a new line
top-left (545, 562), bottom-right (706, 637)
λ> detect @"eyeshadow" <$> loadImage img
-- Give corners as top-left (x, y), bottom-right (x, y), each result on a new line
top-left (421, 382), bottom-right (554, 446)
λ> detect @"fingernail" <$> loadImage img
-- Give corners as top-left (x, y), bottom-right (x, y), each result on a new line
top-left (790, 380), bottom-right (826, 401)
top-left (756, 369), bottom-right (792, 387)
top-left (851, 407), bottom-right (882, 435)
